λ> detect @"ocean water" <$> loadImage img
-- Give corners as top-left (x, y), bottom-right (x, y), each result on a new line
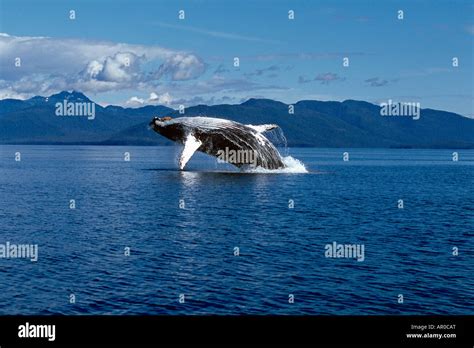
top-left (0, 145), bottom-right (472, 315)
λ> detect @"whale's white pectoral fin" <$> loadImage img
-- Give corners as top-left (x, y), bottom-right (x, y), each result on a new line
top-left (179, 134), bottom-right (202, 170)
top-left (247, 124), bottom-right (279, 133)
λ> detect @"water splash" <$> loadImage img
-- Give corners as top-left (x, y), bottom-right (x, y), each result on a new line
top-left (241, 127), bottom-right (307, 173)
top-left (242, 156), bottom-right (308, 173)
top-left (266, 127), bottom-right (289, 157)
top-left (244, 127), bottom-right (307, 173)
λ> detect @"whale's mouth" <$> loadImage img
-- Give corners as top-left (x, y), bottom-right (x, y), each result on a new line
top-left (149, 117), bottom-right (158, 127)
top-left (149, 116), bottom-right (173, 127)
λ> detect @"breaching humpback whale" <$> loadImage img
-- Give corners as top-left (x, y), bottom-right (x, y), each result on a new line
top-left (149, 116), bottom-right (286, 170)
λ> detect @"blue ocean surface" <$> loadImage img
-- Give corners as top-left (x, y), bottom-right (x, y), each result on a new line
top-left (0, 145), bottom-right (472, 315)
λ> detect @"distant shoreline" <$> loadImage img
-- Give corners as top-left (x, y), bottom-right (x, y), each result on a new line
top-left (2, 92), bottom-right (473, 149)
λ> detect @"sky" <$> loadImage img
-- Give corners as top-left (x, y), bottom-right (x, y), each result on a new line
top-left (0, 0), bottom-right (472, 116)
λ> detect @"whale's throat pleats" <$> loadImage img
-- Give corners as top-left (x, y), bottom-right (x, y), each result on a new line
top-left (179, 134), bottom-right (202, 170)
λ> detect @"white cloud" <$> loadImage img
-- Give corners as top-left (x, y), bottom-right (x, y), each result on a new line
top-left (126, 92), bottom-right (173, 107)
top-left (0, 86), bottom-right (29, 100)
top-left (156, 54), bottom-right (206, 80)
top-left (149, 92), bottom-right (172, 105)
top-left (125, 96), bottom-right (145, 106)
top-left (82, 52), bottom-right (143, 83)
top-left (0, 33), bottom-right (289, 105)
top-left (0, 33), bottom-right (206, 98)
top-left (152, 22), bottom-right (284, 44)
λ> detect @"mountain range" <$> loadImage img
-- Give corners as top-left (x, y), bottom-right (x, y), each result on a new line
top-left (1, 91), bottom-right (473, 148)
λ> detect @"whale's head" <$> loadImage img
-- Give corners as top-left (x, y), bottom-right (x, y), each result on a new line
top-left (149, 116), bottom-right (173, 132)
top-left (150, 116), bottom-right (172, 125)
top-left (149, 116), bottom-right (185, 142)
